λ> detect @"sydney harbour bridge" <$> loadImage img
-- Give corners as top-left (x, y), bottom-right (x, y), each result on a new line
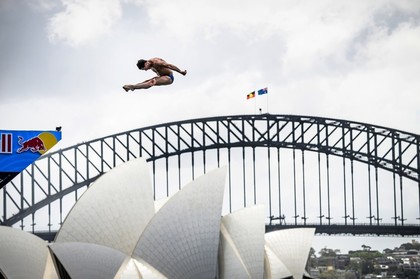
top-left (1, 114), bottom-right (419, 241)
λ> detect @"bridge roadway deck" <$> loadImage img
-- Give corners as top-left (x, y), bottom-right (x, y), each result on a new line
top-left (266, 223), bottom-right (420, 236)
top-left (33, 224), bottom-right (420, 242)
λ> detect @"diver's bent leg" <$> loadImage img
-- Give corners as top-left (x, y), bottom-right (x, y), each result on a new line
top-left (153, 76), bottom-right (173, 86)
top-left (123, 78), bottom-right (156, 91)
top-left (132, 79), bottom-right (156, 90)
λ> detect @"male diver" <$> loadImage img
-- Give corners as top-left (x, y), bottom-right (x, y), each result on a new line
top-left (123, 58), bottom-right (187, 92)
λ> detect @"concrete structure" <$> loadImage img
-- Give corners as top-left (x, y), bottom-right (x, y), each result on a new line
top-left (0, 226), bottom-right (57, 279)
top-left (55, 158), bottom-right (155, 255)
top-left (219, 205), bottom-right (266, 278)
top-left (133, 167), bottom-right (227, 279)
top-left (48, 242), bottom-right (127, 279)
top-left (265, 228), bottom-right (316, 279)
top-left (0, 158), bottom-right (316, 279)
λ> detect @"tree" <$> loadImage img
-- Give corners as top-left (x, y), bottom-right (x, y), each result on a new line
top-left (306, 247), bottom-right (317, 270)
top-left (348, 251), bottom-right (381, 275)
top-left (383, 248), bottom-right (393, 254)
top-left (361, 244), bottom-right (371, 251)
top-left (361, 260), bottom-right (374, 275)
top-left (319, 247), bottom-right (340, 257)
top-left (400, 239), bottom-right (420, 251)
top-left (319, 270), bottom-right (341, 279)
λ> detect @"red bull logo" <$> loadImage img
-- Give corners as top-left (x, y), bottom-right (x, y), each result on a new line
top-left (0, 130), bottom-right (62, 189)
top-left (17, 136), bottom-right (46, 153)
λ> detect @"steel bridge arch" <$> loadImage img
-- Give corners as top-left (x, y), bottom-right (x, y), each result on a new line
top-left (1, 114), bottom-right (419, 235)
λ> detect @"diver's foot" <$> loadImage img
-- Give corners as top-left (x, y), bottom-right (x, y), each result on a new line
top-left (123, 85), bottom-right (132, 92)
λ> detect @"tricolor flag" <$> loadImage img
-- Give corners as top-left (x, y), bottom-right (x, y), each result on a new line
top-left (247, 91), bottom-right (256, 100)
top-left (258, 87), bottom-right (268, 95)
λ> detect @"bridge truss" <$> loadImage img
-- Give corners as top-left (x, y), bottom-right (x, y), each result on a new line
top-left (1, 114), bottom-right (419, 237)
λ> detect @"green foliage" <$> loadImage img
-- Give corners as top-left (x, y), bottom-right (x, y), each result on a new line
top-left (319, 270), bottom-right (341, 279)
top-left (319, 270), bottom-right (356, 279)
top-left (400, 239), bottom-right (420, 251)
top-left (316, 241), bottom-right (419, 278)
top-left (319, 247), bottom-right (341, 257)
top-left (348, 251), bottom-right (382, 260)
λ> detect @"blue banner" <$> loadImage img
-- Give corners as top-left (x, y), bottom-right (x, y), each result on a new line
top-left (0, 130), bottom-right (62, 188)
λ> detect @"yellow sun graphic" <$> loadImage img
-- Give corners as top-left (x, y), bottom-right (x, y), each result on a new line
top-left (37, 132), bottom-right (58, 155)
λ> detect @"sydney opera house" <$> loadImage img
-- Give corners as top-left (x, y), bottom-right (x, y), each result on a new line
top-left (0, 158), bottom-right (315, 279)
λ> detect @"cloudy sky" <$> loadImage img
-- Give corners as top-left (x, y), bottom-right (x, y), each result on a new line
top-left (1, 0), bottom-right (420, 253)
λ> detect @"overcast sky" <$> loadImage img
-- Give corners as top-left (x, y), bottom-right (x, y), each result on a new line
top-left (1, 0), bottom-right (419, 253)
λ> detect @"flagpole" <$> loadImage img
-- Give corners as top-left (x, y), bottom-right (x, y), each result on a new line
top-left (257, 87), bottom-right (268, 114)
top-left (254, 96), bottom-right (257, 114)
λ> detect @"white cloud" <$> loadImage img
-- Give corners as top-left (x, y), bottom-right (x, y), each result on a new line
top-left (355, 23), bottom-right (420, 73)
top-left (141, 0), bottom-right (281, 41)
top-left (47, 0), bottom-right (122, 46)
top-left (1, 0), bottom-right (420, 256)
top-left (27, 0), bottom-right (58, 11)
top-left (333, 22), bottom-right (420, 132)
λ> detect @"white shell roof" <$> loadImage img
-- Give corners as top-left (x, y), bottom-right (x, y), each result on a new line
top-left (133, 259), bottom-right (168, 279)
top-left (265, 228), bottom-right (315, 279)
top-left (0, 226), bottom-right (56, 279)
top-left (0, 157), bottom-right (321, 279)
top-left (55, 158), bottom-right (155, 255)
top-left (154, 196), bottom-right (171, 213)
top-left (220, 205), bottom-right (265, 278)
top-left (219, 224), bottom-right (251, 278)
top-left (119, 259), bottom-right (141, 279)
top-left (264, 245), bottom-right (292, 279)
top-left (49, 242), bottom-right (127, 279)
top-left (133, 167), bottom-right (227, 279)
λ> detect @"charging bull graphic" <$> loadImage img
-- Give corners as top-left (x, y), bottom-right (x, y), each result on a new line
top-left (17, 136), bottom-right (46, 153)
top-left (0, 129), bottom-right (62, 189)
